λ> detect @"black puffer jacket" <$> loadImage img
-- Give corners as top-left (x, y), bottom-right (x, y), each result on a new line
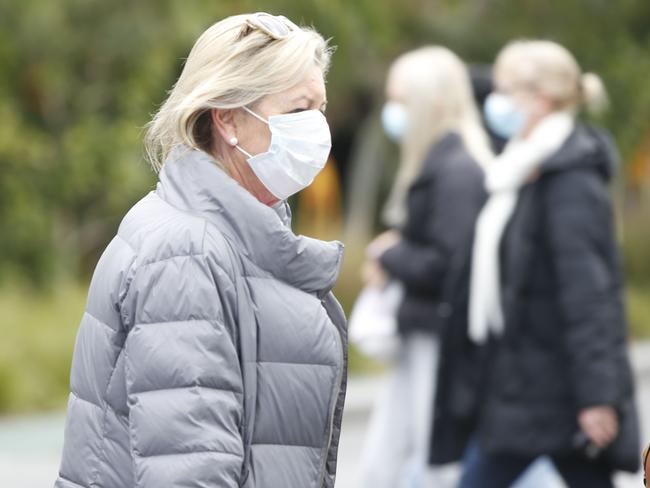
top-left (379, 133), bottom-right (485, 335)
top-left (430, 124), bottom-right (640, 472)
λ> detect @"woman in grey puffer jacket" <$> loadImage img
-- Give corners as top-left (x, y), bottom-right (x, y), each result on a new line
top-left (54, 12), bottom-right (347, 488)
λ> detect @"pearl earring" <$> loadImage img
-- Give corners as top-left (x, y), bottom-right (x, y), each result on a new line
top-left (229, 137), bottom-right (238, 146)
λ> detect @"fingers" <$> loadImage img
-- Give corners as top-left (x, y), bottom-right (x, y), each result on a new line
top-left (361, 259), bottom-right (388, 287)
top-left (578, 407), bottom-right (615, 448)
top-left (583, 421), bottom-right (607, 448)
top-left (366, 231), bottom-right (401, 258)
top-left (578, 407), bottom-right (620, 448)
top-left (586, 422), bottom-right (610, 448)
top-left (600, 412), bottom-right (619, 444)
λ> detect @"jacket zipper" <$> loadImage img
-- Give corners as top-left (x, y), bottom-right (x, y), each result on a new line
top-left (317, 320), bottom-right (345, 488)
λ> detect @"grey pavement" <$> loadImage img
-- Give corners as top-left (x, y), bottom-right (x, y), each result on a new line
top-left (1, 342), bottom-right (650, 487)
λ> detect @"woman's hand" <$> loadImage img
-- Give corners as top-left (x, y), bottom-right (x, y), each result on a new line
top-left (361, 259), bottom-right (389, 287)
top-left (366, 230), bottom-right (401, 259)
top-left (361, 230), bottom-right (401, 287)
top-left (578, 405), bottom-right (619, 448)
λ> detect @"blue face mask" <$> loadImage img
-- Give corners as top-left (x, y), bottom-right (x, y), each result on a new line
top-left (483, 92), bottom-right (527, 139)
top-left (381, 101), bottom-right (408, 142)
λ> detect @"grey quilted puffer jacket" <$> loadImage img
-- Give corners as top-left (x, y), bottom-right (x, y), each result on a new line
top-left (54, 147), bottom-right (348, 488)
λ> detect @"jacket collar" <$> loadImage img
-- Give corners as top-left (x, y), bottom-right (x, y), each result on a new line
top-left (155, 146), bottom-right (344, 297)
top-left (541, 123), bottom-right (619, 181)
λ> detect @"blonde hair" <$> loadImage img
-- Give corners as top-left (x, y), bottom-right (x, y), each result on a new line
top-left (383, 46), bottom-right (494, 226)
top-left (144, 14), bottom-right (333, 171)
top-left (494, 40), bottom-right (608, 115)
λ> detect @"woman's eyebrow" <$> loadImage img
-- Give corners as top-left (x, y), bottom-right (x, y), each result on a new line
top-left (290, 95), bottom-right (311, 105)
top-left (291, 94), bottom-right (327, 108)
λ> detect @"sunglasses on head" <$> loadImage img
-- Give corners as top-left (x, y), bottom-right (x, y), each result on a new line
top-left (244, 12), bottom-right (300, 40)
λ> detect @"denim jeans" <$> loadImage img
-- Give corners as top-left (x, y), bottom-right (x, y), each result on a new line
top-left (459, 438), bottom-right (614, 488)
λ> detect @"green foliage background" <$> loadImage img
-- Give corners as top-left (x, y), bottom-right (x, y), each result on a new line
top-left (1, 0), bottom-right (649, 413)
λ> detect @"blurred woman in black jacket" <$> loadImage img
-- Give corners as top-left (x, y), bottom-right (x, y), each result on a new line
top-left (357, 46), bottom-right (492, 488)
top-left (452, 40), bottom-right (640, 488)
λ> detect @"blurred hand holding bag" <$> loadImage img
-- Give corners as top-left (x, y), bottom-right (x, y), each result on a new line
top-left (348, 281), bottom-right (403, 361)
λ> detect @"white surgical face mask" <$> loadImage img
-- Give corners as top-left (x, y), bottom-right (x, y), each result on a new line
top-left (235, 107), bottom-right (332, 200)
top-left (381, 101), bottom-right (408, 142)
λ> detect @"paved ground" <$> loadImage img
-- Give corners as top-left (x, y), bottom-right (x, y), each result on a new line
top-left (1, 343), bottom-right (649, 487)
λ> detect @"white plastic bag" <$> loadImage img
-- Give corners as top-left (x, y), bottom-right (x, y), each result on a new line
top-left (349, 281), bottom-right (403, 361)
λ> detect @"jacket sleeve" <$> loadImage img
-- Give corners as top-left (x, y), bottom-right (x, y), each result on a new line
top-left (379, 162), bottom-right (483, 294)
top-left (121, 253), bottom-right (244, 487)
top-left (544, 170), bottom-right (624, 409)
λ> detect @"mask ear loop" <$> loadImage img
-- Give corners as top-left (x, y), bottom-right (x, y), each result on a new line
top-left (233, 143), bottom-right (253, 159)
top-left (229, 136), bottom-right (253, 158)
top-left (231, 106), bottom-right (270, 159)
top-left (242, 106), bottom-right (269, 124)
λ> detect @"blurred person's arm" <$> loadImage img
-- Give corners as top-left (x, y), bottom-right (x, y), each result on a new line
top-left (121, 255), bottom-right (244, 487)
top-left (544, 169), bottom-right (622, 446)
top-left (379, 162), bottom-right (483, 295)
top-left (363, 230), bottom-right (399, 287)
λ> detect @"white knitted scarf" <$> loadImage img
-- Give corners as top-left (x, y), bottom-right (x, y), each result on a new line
top-left (468, 112), bottom-right (575, 344)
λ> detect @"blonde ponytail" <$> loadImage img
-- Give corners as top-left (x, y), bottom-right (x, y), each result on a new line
top-left (581, 72), bottom-right (609, 115)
